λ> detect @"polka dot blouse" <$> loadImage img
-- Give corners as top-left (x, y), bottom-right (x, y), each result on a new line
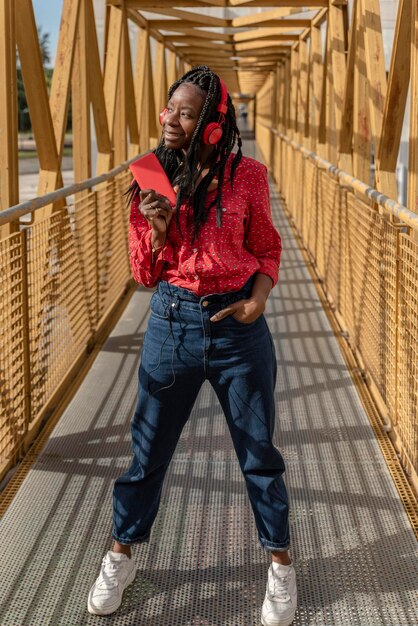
top-left (128, 154), bottom-right (281, 296)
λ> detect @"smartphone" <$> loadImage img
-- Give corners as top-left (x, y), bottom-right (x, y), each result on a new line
top-left (129, 152), bottom-right (176, 205)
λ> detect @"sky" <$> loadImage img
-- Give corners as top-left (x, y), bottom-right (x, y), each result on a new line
top-left (32, 0), bottom-right (63, 67)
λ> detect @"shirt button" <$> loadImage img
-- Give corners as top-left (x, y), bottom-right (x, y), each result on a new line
top-left (202, 300), bottom-right (209, 307)
top-left (194, 275), bottom-right (198, 280)
top-left (193, 248), bottom-right (198, 253)
top-left (222, 207), bottom-right (227, 212)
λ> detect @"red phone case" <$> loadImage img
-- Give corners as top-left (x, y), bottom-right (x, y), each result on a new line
top-left (129, 153), bottom-right (176, 205)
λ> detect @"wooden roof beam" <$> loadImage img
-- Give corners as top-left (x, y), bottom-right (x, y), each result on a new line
top-left (115, 0), bottom-right (227, 6)
top-left (230, 0), bottom-right (326, 6)
top-left (164, 35), bottom-right (230, 43)
top-left (185, 50), bottom-right (232, 58)
top-left (232, 8), bottom-right (312, 28)
top-left (164, 28), bottom-right (233, 41)
top-left (235, 38), bottom-right (298, 51)
top-left (138, 7), bottom-right (229, 28)
top-left (233, 26), bottom-right (310, 42)
top-left (312, 7), bottom-right (328, 26)
top-left (177, 43), bottom-right (235, 52)
top-left (127, 9), bottom-right (186, 57)
top-left (148, 20), bottom-right (228, 29)
top-left (236, 47), bottom-right (291, 57)
top-left (116, 0), bottom-right (328, 5)
top-left (232, 18), bottom-right (312, 28)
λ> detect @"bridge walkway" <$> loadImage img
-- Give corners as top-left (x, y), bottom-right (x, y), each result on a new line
top-left (0, 140), bottom-right (417, 626)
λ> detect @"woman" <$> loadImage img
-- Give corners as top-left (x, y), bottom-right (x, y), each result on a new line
top-left (88, 65), bottom-right (297, 626)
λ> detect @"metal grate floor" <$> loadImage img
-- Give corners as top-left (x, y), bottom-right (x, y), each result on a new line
top-left (0, 142), bottom-right (417, 626)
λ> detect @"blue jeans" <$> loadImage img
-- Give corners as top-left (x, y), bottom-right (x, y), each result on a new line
top-left (112, 277), bottom-right (290, 551)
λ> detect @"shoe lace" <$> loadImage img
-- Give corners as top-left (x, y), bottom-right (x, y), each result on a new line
top-left (270, 572), bottom-right (291, 602)
top-left (98, 557), bottom-right (124, 589)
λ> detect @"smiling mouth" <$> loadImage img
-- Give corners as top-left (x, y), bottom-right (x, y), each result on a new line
top-left (165, 131), bottom-right (184, 138)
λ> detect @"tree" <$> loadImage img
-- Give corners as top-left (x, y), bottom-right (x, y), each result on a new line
top-left (37, 26), bottom-right (51, 66)
top-left (17, 26), bottom-right (51, 131)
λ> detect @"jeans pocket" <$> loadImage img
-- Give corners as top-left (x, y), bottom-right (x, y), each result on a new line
top-left (230, 314), bottom-right (260, 327)
top-left (150, 291), bottom-right (170, 320)
top-left (219, 312), bottom-right (260, 328)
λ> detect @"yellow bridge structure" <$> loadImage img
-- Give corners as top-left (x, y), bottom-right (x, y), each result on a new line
top-left (0, 1), bottom-right (417, 625)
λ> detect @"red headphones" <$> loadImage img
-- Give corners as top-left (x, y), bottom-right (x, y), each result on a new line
top-left (159, 78), bottom-right (229, 146)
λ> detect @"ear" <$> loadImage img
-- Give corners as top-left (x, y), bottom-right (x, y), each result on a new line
top-left (159, 108), bottom-right (168, 125)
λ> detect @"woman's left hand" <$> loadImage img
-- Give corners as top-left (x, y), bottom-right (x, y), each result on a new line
top-left (210, 297), bottom-right (265, 324)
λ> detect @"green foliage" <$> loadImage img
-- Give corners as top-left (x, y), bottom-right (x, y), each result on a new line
top-left (17, 25), bottom-right (72, 133)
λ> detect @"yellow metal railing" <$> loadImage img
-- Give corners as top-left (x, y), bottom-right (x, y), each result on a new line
top-left (257, 123), bottom-right (418, 493)
top-left (0, 160), bottom-right (138, 481)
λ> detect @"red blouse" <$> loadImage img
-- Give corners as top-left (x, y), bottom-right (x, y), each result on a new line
top-left (128, 154), bottom-right (281, 296)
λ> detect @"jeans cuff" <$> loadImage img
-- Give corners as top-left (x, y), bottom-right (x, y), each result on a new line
top-left (259, 538), bottom-right (290, 552)
top-left (112, 530), bottom-right (151, 545)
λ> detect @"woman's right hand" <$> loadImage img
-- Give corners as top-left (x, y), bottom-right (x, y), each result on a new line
top-left (139, 189), bottom-right (175, 235)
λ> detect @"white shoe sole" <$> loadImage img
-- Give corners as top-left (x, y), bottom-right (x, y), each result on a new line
top-left (87, 567), bottom-right (136, 616)
top-left (261, 612), bottom-right (295, 626)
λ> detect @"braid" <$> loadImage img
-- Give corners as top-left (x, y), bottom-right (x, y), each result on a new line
top-left (126, 65), bottom-right (243, 240)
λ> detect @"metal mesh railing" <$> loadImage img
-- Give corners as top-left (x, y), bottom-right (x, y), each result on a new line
top-left (257, 123), bottom-right (418, 490)
top-left (0, 165), bottom-right (134, 479)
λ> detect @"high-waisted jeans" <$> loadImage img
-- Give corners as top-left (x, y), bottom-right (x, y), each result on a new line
top-left (112, 277), bottom-right (290, 551)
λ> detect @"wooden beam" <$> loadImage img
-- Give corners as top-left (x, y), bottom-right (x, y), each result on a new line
top-left (72, 0), bottom-right (91, 182)
top-left (170, 39), bottom-right (234, 50)
top-left (290, 47), bottom-right (299, 138)
top-left (284, 57), bottom-right (291, 131)
top-left (103, 6), bottom-right (123, 143)
top-left (85, 0), bottom-right (111, 159)
top-left (177, 57), bottom-right (185, 77)
top-left (323, 14), bottom-right (337, 161)
top-left (230, 0), bottom-right (327, 6)
top-left (408, 0), bottom-right (418, 212)
top-left (235, 37), bottom-right (299, 51)
top-left (120, 0), bottom-right (227, 6)
top-left (0, 0), bottom-right (18, 221)
top-left (114, 5), bottom-right (128, 164)
top-left (377, 0), bottom-right (410, 184)
top-left (339, 0), bottom-right (356, 168)
top-left (164, 28), bottom-right (233, 42)
top-left (328, 0), bottom-right (347, 164)
top-left (135, 27), bottom-right (157, 151)
top-left (361, 0), bottom-right (387, 160)
top-left (15, 0), bottom-right (58, 172)
top-left (298, 38), bottom-right (309, 141)
top-left (38, 0), bottom-right (80, 205)
top-left (123, 0), bottom-right (327, 5)
top-left (233, 17), bottom-right (312, 28)
top-left (233, 27), bottom-right (307, 42)
top-left (352, 0), bottom-right (370, 184)
top-left (318, 21), bottom-right (327, 149)
top-left (147, 20), bottom-right (228, 30)
top-left (165, 36), bottom-right (233, 48)
top-left (167, 50), bottom-right (178, 89)
top-left (138, 7), bottom-right (229, 28)
top-left (177, 47), bottom-right (232, 56)
top-left (235, 47), bottom-right (291, 57)
top-left (154, 41), bottom-right (168, 130)
top-left (309, 23), bottom-right (322, 151)
top-left (124, 9), bottom-right (140, 155)
top-left (49, 0), bottom-right (81, 161)
top-left (127, 8), bottom-right (187, 55)
top-left (231, 8), bottom-right (311, 28)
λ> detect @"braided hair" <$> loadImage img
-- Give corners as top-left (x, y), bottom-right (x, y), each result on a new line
top-left (127, 65), bottom-right (243, 239)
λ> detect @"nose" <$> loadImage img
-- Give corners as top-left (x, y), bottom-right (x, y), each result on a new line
top-left (164, 110), bottom-right (180, 126)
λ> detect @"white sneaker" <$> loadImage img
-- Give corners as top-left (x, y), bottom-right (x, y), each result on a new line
top-left (87, 551), bottom-right (136, 616)
top-left (261, 562), bottom-right (297, 626)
